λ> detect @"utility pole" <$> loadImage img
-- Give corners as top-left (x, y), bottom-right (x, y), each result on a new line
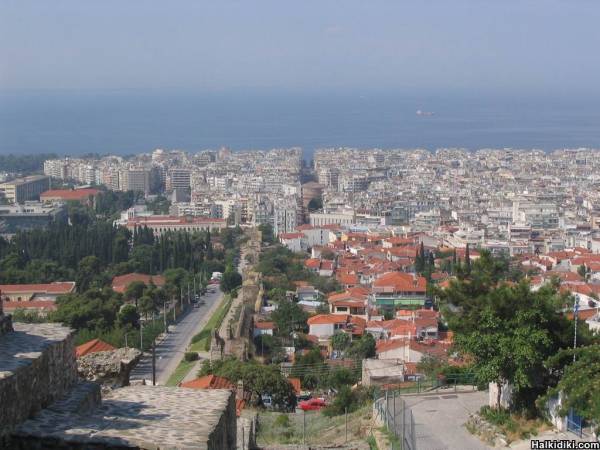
top-left (140, 320), bottom-right (143, 350)
top-left (345, 407), bottom-right (348, 443)
top-left (163, 299), bottom-right (167, 333)
top-left (152, 340), bottom-right (156, 386)
top-left (303, 410), bottom-right (306, 445)
top-left (573, 295), bottom-right (579, 362)
top-left (188, 282), bottom-right (191, 305)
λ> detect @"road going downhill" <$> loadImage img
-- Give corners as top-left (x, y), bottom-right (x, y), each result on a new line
top-left (130, 288), bottom-right (224, 385)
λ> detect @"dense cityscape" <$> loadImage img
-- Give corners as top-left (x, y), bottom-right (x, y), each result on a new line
top-left (0, 147), bottom-right (599, 448)
top-left (2, 1), bottom-right (600, 449)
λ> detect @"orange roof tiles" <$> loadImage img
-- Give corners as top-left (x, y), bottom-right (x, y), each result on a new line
top-left (0, 282), bottom-right (76, 295)
top-left (111, 273), bottom-right (166, 293)
top-left (41, 188), bottom-right (100, 201)
top-left (373, 272), bottom-right (427, 293)
top-left (75, 338), bottom-right (116, 358)
top-left (2, 300), bottom-right (57, 311)
top-left (180, 375), bottom-right (234, 390)
top-left (288, 377), bottom-right (302, 394)
top-left (307, 314), bottom-right (349, 325)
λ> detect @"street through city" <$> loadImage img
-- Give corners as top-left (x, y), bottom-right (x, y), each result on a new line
top-left (129, 288), bottom-right (224, 385)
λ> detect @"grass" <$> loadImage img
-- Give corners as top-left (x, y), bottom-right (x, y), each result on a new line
top-left (475, 406), bottom-right (551, 444)
top-left (165, 359), bottom-right (196, 387)
top-left (189, 294), bottom-right (232, 352)
top-left (366, 435), bottom-right (379, 450)
top-left (256, 404), bottom-right (373, 446)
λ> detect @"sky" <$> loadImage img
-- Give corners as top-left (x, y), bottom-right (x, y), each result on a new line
top-left (1, 1), bottom-right (600, 95)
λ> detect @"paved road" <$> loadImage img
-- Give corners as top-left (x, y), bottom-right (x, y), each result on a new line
top-left (130, 288), bottom-right (224, 385)
top-left (403, 391), bottom-right (490, 450)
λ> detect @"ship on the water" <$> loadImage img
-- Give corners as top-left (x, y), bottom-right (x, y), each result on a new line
top-left (416, 109), bottom-right (434, 116)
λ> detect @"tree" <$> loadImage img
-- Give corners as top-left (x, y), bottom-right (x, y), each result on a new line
top-left (76, 256), bottom-right (101, 291)
top-left (577, 264), bottom-right (588, 280)
top-left (439, 253), bottom-right (593, 412)
top-left (118, 304), bottom-right (140, 329)
top-left (307, 196), bottom-right (323, 211)
top-left (124, 281), bottom-right (146, 307)
top-left (331, 331), bottom-right (351, 352)
top-left (543, 345), bottom-right (600, 432)
top-left (271, 298), bottom-right (309, 338)
top-left (346, 333), bottom-right (376, 359)
top-left (417, 354), bottom-right (444, 378)
top-left (465, 244), bottom-right (471, 274)
top-left (199, 358), bottom-right (296, 410)
top-left (220, 268), bottom-right (242, 293)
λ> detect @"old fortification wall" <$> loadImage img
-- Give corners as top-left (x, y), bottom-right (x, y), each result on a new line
top-left (0, 323), bottom-right (78, 440)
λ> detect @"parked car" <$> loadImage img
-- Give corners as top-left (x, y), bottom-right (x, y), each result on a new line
top-left (298, 398), bottom-right (327, 411)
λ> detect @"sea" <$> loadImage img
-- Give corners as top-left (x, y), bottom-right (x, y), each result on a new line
top-left (1, 89), bottom-right (600, 161)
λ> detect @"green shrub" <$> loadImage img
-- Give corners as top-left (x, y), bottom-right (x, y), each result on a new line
top-left (274, 414), bottom-right (291, 428)
top-left (184, 352), bottom-right (199, 362)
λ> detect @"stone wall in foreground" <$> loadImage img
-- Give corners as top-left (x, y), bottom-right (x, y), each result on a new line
top-left (0, 322), bottom-right (77, 440)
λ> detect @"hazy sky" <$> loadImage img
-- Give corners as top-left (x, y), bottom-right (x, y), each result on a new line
top-left (1, 0), bottom-right (600, 94)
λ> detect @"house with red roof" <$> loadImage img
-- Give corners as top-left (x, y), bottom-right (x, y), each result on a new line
top-left (75, 338), bottom-right (116, 358)
top-left (0, 282), bottom-right (76, 302)
top-left (253, 321), bottom-right (275, 337)
top-left (327, 287), bottom-right (369, 318)
top-left (1, 282), bottom-right (76, 315)
top-left (111, 273), bottom-right (166, 294)
top-left (279, 232), bottom-right (308, 252)
top-left (371, 272), bottom-right (428, 311)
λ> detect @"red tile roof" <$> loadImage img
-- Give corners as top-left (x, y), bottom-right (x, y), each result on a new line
top-left (75, 338), bottom-right (116, 358)
top-left (305, 258), bottom-right (321, 269)
top-left (373, 272), bottom-right (427, 293)
top-left (280, 232), bottom-right (305, 240)
top-left (41, 188), bottom-right (100, 201)
top-left (180, 375), bottom-right (234, 390)
top-left (111, 273), bottom-right (166, 293)
top-left (2, 300), bottom-right (57, 311)
top-left (255, 321), bottom-right (275, 330)
top-left (288, 377), bottom-right (302, 394)
top-left (307, 314), bottom-right (349, 325)
top-left (0, 282), bottom-right (76, 295)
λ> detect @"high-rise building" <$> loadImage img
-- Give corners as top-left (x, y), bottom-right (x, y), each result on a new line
top-left (119, 168), bottom-right (150, 194)
top-left (168, 169), bottom-right (191, 191)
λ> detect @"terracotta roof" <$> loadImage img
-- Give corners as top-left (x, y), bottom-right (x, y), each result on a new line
top-left (288, 377), bottom-right (302, 394)
top-left (0, 282), bottom-right (76, 295)
top-left (307, 314), bottom-right (349, 325)
top-left (376, 339), bottom-right (407, 354)
top-left (337, 273), bottom-right (359, 286)
top-left (41, 188), bottom-right (100, 200)
top-left (255, 321), bottom-right (275, 330)
top-left (305, 258), bottom-right (321, 269)
top-left (372, 272), bottom-right (427, 293)
top-left (2, 300), bottom-right (57, 311)
top-left (75, 338), bottom-right (116, 358)
top-left (111, 273), bottom-right (166, 293)
top-left (180, 375), bottom-right (234, 390)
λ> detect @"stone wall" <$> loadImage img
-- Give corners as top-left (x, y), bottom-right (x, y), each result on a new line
top-left (0, 323), bottom-right (77, 440)
top-left (0, 314), bottom-right (12, 337)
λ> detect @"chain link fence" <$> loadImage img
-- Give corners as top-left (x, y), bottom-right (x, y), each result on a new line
top-left (374, 390), bottom-right (416, 450)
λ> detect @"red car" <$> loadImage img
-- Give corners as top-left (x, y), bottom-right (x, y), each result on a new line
top-left (298, 398), bottom-right (327, 411)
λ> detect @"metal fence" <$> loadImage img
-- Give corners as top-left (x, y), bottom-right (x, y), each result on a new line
top-left (374, 390), bottom-right (417, 450)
